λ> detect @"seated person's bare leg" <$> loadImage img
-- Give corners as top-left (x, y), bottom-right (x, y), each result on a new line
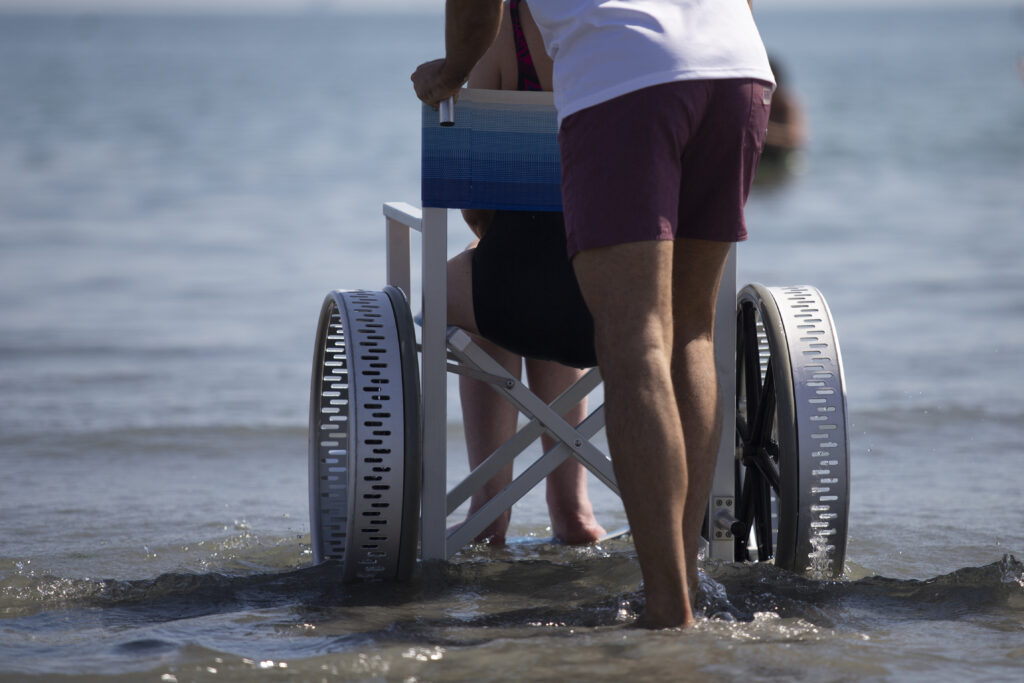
top-left (449, 248), bottom-right (517, 543)
top-left (448, 248), bottom-right (604, 545)
top-left (459, 341), bottom-right (521, 544)
top-left (524, 357), bottom-right (606, 544)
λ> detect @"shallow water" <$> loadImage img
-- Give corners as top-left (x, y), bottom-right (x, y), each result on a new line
top-left (2, 5), bottom-right (1023, 681)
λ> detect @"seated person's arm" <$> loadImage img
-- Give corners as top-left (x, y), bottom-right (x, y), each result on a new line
top-left (460, 5), bottom-right (511, 238)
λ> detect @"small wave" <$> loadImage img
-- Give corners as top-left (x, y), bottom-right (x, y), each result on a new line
top-left (0, 532), bottom-right (311, 619)
top-left (703, 554), bottom-right (1024, 629)
top-left (0, 547), bottom-right (1021, 681)
top-left (0, 563), bottom-right (338, 623)
top-left (3, 547), bottom-right (1021, 659)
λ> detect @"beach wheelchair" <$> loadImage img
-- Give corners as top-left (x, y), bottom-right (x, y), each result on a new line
top-left (307, 90), bottom-right (850, 582)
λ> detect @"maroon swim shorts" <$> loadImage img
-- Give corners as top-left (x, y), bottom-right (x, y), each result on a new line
top-left (557, 78), bottom-right (773, 258)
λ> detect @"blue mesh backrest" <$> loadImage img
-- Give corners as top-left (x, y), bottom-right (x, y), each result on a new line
top-left (421, 89), bottom-right (562, 211)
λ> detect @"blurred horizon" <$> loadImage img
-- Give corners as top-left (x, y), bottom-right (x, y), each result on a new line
top-left (0, 0), bottom-right (1019, 14)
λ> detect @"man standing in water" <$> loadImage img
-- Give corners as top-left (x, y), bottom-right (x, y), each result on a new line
top-left (413, 0), bottom-right (774, 628)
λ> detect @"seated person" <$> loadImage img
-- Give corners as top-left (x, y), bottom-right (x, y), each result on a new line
top-left (445, 0), bottom-right (605, 545)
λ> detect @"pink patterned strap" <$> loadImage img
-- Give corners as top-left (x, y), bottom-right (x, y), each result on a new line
top-left (510, 0), bottom-right (542, 92)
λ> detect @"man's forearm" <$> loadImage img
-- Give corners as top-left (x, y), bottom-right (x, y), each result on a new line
top-left (442, 0), bottom-right (503, 88)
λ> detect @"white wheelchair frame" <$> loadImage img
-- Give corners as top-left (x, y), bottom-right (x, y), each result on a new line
top-left (308, 90), bottom-right (850, 582)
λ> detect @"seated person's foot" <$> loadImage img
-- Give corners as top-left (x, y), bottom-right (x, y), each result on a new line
top-left (447, 510), bottom-right (510, 546)
top-left (550, 510), bottom-right (606, 545)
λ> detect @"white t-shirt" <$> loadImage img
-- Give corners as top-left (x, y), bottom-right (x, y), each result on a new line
top-left (528, 0), bottom-right (775, 124)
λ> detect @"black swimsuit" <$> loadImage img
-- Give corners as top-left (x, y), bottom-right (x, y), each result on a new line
top-left (472, 211), bottom-right (596, 368)
top-left (470, 0), bottom-right (596, 368)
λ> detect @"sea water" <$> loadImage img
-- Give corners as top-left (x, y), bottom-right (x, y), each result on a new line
top-left (1, 6), bottom-right (1023, 681)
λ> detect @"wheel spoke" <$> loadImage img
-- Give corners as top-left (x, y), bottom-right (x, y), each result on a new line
top-left (741, 305), bottom-right (763, 426)
top-left (735, 464), bottom-right (758, 563)
top-left (749, 446), bottom-right (781, 495)
top-left (737, 456), bottom-right (775, 563)
top-left (750, 359), bottom-right (775, 446)
top-left (739, 354), bottom-right (781, 488)
top-left (755, 470), bottom-right (774, 561)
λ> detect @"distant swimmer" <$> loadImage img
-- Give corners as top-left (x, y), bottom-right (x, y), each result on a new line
top-left (758, 55), bottom-right (808, 181)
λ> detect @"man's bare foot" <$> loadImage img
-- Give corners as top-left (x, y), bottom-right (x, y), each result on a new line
top-left (630, 573), bottom-right (701, 629)
top-left (634, 609), bottom-right (697, 629)
top-left (634, 583), bottom-right (698, 629)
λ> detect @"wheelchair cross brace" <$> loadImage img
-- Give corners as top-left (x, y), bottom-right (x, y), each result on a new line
top-left (444, 327), bottom-right (616, 551)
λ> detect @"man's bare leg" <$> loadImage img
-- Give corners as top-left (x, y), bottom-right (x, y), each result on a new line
top-left (573, 240), bottom-right (694, 628)
top-left (670, 238), bottom-right (732, 600)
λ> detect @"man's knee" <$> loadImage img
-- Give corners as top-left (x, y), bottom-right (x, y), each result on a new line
top-left (671, 239), bottom-right (732, 328)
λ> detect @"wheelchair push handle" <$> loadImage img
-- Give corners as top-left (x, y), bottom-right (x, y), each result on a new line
top-left (440, 96), bottom-right (455, 126)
